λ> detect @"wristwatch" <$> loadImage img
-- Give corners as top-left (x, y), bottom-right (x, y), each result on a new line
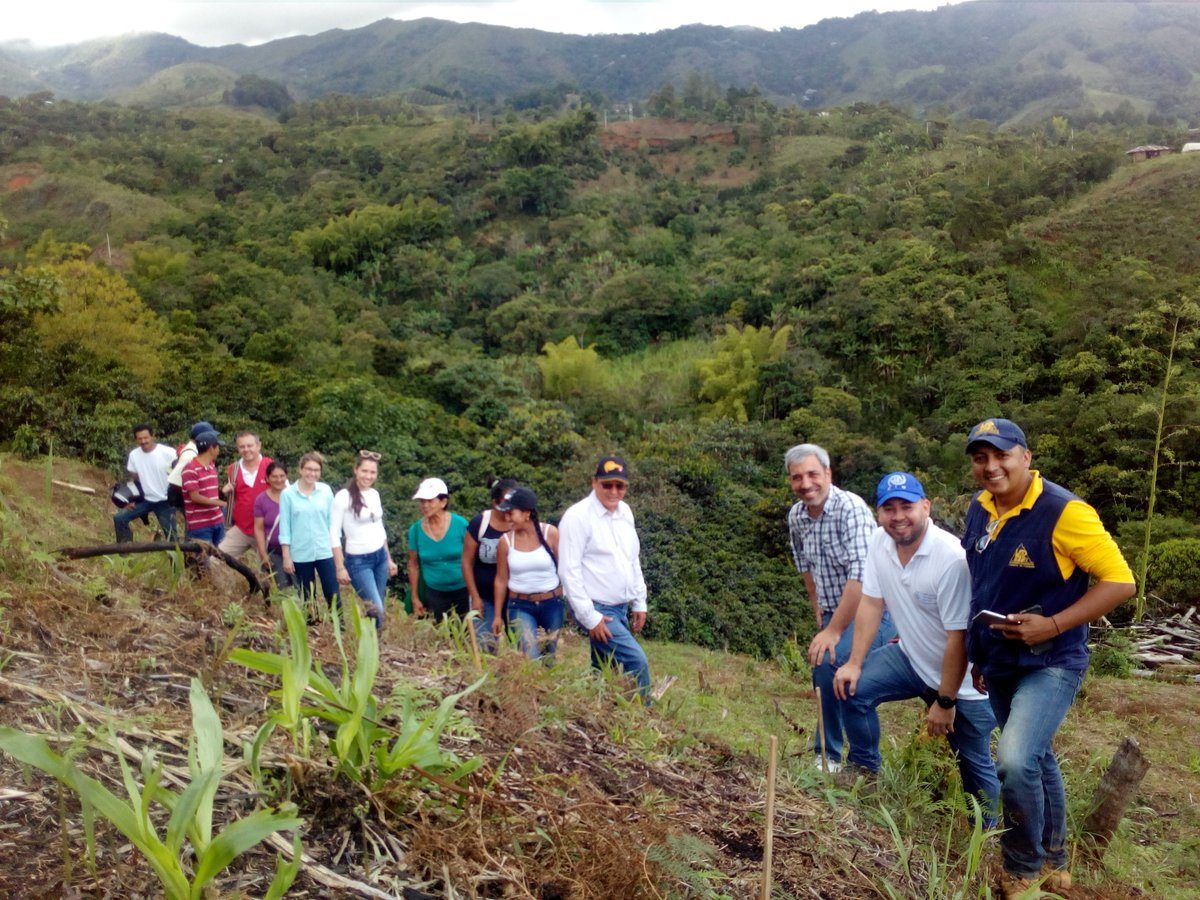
top-left (935, 694), bottom-right (957, 709)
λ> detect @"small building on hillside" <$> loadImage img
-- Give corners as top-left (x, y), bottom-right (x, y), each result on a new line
top-left (1182, 143), bottom-right (1200, 154)
top-left (1125, 145), bottom-right (1174, 161)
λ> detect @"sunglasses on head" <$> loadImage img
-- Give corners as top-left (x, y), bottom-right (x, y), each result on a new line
top-left (358, 449), bottom-right (382, 461)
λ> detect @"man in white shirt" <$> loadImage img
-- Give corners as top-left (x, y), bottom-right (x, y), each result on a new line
top-left (833, 472), bottom-right (1000, 825)
top-left (557, 455), bottom-right (652, 701)
top-left (114, 424), bottom-right (179, 542)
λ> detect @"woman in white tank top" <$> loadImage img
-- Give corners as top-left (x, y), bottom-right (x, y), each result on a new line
top-left (493, 485), bottom-right (563, 663)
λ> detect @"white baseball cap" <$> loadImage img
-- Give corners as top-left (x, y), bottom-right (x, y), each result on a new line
top-left (412, 477), bottom-right (449, 500)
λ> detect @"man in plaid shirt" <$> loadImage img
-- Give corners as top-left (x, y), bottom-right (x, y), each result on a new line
top-left (786, 443), bottom-right (896, 771)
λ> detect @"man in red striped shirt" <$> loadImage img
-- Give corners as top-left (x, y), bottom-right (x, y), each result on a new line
top-left (182, 431), bottom-right (228, 544)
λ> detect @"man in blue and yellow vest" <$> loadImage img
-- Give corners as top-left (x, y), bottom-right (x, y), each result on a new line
top-left (961, 418), bottom-right (1134, 899)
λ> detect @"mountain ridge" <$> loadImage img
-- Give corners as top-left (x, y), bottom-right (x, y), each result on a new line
top-left (2, 3), bottom-right (1200, 123)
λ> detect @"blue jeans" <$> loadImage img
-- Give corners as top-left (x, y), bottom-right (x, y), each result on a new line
top-left (590, 603), bottom-right (651, 701)
top-left (293, 556), bottom-right (339, 615)
top-left (266, 549), bottom-right (295, 591)
top-left (812, 609), bottom-right (896, 762)
top-left (510, 597), bottom-right (565, 662)
top-left (986, 666), bottom-right (1084, 878)
top-left (843, 642), bottom-right (1000, 826)
top-left (474, 598), bottom-right (499, 653)
top-left (114, 499), bottom-right (177, 542)
top-left (344, 546), bottom-right (388, 628)
top-left (186, 523), bottom-right (225, 545)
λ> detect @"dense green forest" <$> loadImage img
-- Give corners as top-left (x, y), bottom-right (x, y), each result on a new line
top-left (1, 92), bottom-right (1198, 655)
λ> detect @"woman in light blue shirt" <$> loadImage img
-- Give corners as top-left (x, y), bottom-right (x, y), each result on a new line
top-left (279, 451), bottom-right (338, 617)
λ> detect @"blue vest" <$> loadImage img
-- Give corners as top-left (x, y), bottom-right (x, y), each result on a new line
top-left (962, 478), bottom-right (1091, 675)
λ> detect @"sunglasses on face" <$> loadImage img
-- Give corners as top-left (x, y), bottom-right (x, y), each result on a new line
top-left (359, 449), bottom-right (382, 461)
top-left (599, 481), bottom-right (627, 492)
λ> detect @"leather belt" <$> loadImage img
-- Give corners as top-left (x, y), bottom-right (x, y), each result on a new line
top-left (508, 588), bottom-right (563, 602)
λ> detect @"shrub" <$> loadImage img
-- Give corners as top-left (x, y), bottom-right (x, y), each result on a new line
top-left (1143, 539), bottom-right (1200, 613)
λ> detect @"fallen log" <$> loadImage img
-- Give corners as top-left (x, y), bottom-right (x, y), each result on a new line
top-left (1080, 736), bottom-right (1150, 863)
top-left (52, 479), bottom-right (97, 495)
top-left (57, 541), bottom-right (269, 598)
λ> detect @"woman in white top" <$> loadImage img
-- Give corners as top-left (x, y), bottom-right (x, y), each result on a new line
top-left (331, 450), bottom-right (396, 629)
top-left (493, 485), bottom-right (563, 662)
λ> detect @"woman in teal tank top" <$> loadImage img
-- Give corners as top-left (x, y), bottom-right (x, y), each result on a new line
top-left (406, 476), bottom-right (470, 622)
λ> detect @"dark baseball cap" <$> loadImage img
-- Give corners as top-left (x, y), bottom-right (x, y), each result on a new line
top-left (190, 421), bottom-right (215, 439)
top-left (497, 486), bottom-right (538, 512)
top-left (965, 418), bottom-right (1027, 453)
top-left (594, 455), bottom-right (629, 482)
top-left (194, 430), bottom-right (224, 450)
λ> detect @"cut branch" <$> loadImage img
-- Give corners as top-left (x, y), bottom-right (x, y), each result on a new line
top-left (1080, 736), bottom-right (1150, 862)
top-left (56, 540), bottom-right (269, 597)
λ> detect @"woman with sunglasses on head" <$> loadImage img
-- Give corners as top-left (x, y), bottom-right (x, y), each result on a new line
top-left (462, 478), bottom-right (518, 652)
top-left (253, 460), bottom-right (293, 590)
top-left (493, 486), bottom-right (563, 663)
top-left (331, 450), bottom-right (396, 630)
top-left (279, 451), bottom-right (339, 618)
top-left (407, 477), bottom-right (470, 622)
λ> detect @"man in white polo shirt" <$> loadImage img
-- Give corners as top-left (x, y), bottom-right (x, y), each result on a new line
top-left (833, 472), bottom-right (999, 826)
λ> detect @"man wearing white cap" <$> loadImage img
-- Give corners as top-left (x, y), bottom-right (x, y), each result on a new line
top-left (834, 471), bottom-right (1000, 826)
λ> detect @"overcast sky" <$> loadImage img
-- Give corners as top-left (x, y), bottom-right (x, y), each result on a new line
top-left (3, 1), bottom-right (962, 48)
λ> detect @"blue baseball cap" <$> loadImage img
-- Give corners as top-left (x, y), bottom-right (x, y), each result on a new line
top-left (190, 420), bottom-right (215, 439)
top-left (965, 418), bottom-right (1027, 453)
top-left (876, 472), bottom-right (926, 506)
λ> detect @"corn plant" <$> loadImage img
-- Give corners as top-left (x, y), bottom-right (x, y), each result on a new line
top-left (0, 678), bottom-right (302, 900)
top-left (232, 594), bottom-right (484, 790)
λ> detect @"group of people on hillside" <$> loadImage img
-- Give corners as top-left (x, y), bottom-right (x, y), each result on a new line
top-left (787, 419), bottom-right (1136, 898)
top-left (116, 414), bottom-right (1134, 895)
top-left (113, 425), bottom-right (652, 694)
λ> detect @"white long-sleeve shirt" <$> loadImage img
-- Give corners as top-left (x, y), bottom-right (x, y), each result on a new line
top-left (557, 490), bottom-right (647, 631)
top-left (330, 487), bottom-right (388, 555)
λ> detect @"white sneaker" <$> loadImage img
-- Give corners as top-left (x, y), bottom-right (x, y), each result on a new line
top-left (813, 758), bottom-right (842, 773)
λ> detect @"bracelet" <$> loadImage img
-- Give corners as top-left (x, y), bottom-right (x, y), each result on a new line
top-left (1051, 615), bottom-right (1061, 635)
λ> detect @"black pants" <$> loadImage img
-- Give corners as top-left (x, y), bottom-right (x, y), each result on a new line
top-left (424, 586), bottom-right (470, 623)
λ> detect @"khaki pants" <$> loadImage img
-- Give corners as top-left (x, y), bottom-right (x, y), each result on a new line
top-left (218, 525), bottom-right (257, 560)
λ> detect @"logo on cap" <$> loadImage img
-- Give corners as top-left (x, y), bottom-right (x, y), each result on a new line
top-left (975, 420), bottom-right (1000, 435)
top-left (887, 473), bottom-right (909, 489)
top-left (602, 460), bottom-right (623, 474)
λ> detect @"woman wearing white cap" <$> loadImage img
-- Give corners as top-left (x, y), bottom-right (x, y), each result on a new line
top-left (406, 477), bottom-right (470, 622)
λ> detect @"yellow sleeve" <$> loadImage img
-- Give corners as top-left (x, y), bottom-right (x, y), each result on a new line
top-left (1051, 500), bottom-right (1136, 583)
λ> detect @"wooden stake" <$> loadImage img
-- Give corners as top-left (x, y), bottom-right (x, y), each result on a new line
top-left (465, 615), bottom-right (484, 671)
top-left (760, 734), bottom-right (778, 900)
top-left (1081, 736), bottom-right (1150, 861)
top-left (814, 687), bottom-right (829, 772)
top-left (51, 479), bottom-right (96, 495)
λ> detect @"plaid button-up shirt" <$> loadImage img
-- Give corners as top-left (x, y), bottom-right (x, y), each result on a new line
top-left (788, 484), bottom-right (876, 616)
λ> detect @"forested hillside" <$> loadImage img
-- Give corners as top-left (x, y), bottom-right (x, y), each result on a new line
top-left (1, 92), bottom-right (1198, 656)
top-left (5, 1), bottom-right (1200, 124)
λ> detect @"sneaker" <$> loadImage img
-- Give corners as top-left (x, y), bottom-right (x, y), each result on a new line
top-left (1041, 864), bottom-right (1072, 892)
top-left (813, 757), bottom-right (841, 774)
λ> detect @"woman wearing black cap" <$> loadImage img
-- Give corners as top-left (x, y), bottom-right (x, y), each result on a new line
top-left (493, 486), bottom-right (563, 663)
top-left (461, 478), bottom-right (518, 652)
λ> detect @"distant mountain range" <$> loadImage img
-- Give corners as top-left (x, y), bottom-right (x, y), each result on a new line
top-left (4, 1), bottom-right (1200, 123)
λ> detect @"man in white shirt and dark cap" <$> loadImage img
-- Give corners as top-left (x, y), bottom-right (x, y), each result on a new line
top-left (833, 471), bottom-right (1000, 826)
top-left (557, 455), bottom-right (652, 701)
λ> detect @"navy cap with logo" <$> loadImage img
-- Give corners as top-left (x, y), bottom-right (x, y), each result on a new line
top-left (594, 455), bottom-right (629, 483)
top-left (876, 471), bottom-right (926, 506)
top-left (497, 485), bottom-right (538, 512)
top-left (194, 430), bottom-right (224, 450)
top-left (965, 418), bottom-right (1027, 453)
